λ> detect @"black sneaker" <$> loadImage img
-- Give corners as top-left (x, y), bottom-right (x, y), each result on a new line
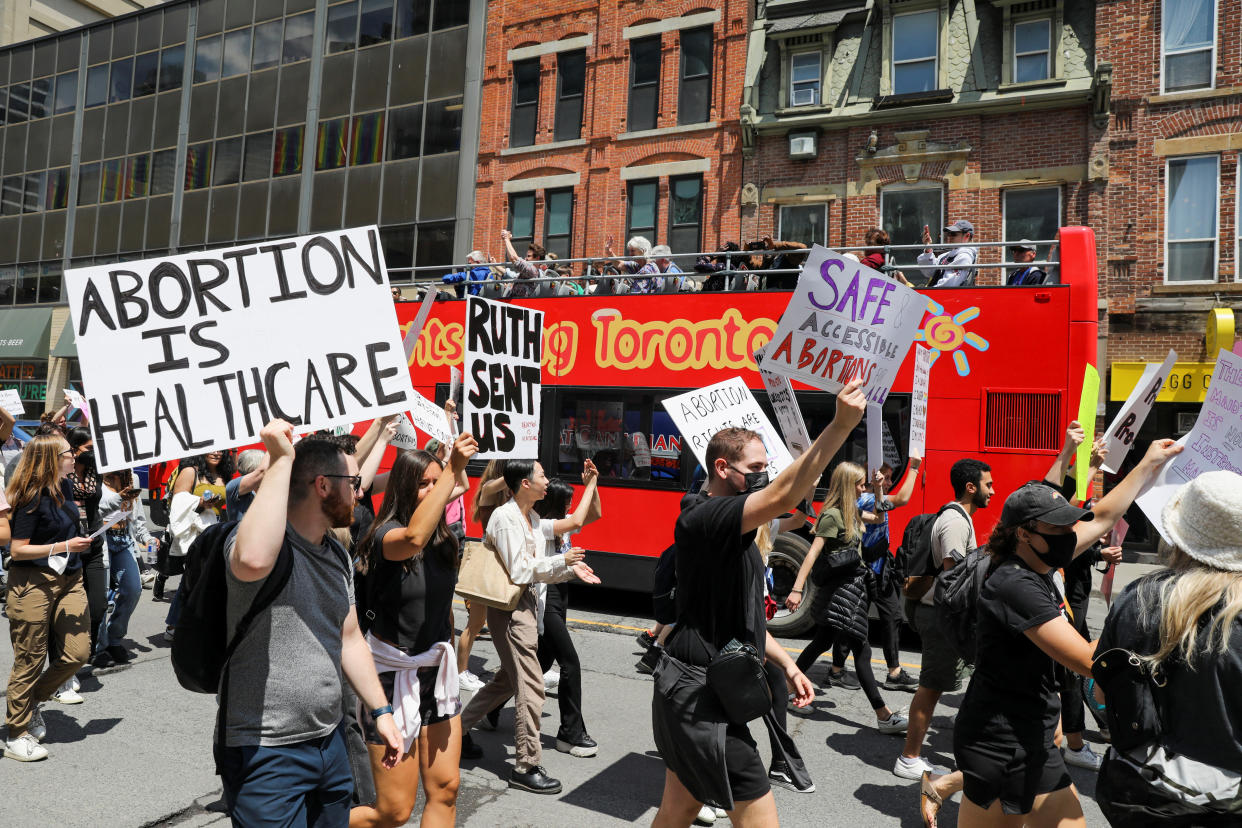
top-left (106, 645), bottom-right (132, 664)
top-left (461, 733), bottom-right (483, 760)
top-left (636, 630), bottom-right (656, 649)
top-left (152, 577), bottom-right (165, 601)
top-left (509, 765), bottom-right (562, 794)
top-left (91, 650), bottom-right (114, 669)
top-left (828, 670), bottom-right (861, 690)
top-left (768, 760), bottom-right (816, 794)
top-left (556, 733), bottom-right (598, 757)
top-left (636, 646), bottom-right (662, 675)
top-left (883, 669), bottom-right (919, 691)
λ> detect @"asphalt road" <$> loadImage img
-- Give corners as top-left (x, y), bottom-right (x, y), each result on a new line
top-left (0, 571), bottom-right (1130, 827)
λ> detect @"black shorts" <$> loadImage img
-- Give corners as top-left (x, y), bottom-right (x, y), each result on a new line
top-left (954, 727), bottom-right (1072, 814)
top-left (720, 723), bottom-right (771, 805)
top-left (361, 667), bottom-right (456, 746)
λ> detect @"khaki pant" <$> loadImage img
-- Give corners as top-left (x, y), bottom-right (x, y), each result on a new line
top-left (460, 589), bottom-right (545, 770)
top-left (6, 567), bottom-right (90, 736)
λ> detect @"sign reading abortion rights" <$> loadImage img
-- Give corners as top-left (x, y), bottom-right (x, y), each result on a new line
top-left (463, 295), bottom-right (544, 458)
top-left (66, 226), bottom-right (416, 473)
top-left (763, 245), bottom-right (927, 405)
top-left (662, 376), bottom-right (795, 480)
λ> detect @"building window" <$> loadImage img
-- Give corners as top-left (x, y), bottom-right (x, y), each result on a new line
top-left (626, 179), bottom-right (658, 245)
top-left (668, 175), bottom-right (702, 254)
top-left (892, 10), bottom-right (938, 95)
top-left (1162, 0), bottom-right (1215, 93)
top-left (1165, 155), bottom-right (1219, 282)
top-left (510, 58), bottom-right (539, 148)
top-left (789, 52), bottom-right (821, 107)
top-left (678, 27), bottom-right (712, 125)
top-left (1003, 186), bottom-right (1061, 261)
top-left (554, 50), bottom-right (585, 142)
top-left (880, 185), bottom-right (942, 268)
top-left (628, 36), bottom-right (660, 132)
top-left (778, 204), bottom-right (827, 247)
top-left (509, 192), bottom-right (536, 252)
top-left (1013, 19), bottom-right (1051, 83)
top-left (544, 188), bottom-right (573, 259)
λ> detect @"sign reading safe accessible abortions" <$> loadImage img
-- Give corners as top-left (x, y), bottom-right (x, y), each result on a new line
top-left (66, 226), bottom-right (416, 473)
top-left (763, 245), bottom-right (927, 405)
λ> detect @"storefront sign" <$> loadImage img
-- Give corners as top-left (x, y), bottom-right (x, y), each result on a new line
top-left (1110, 361), bottom-right (1215, 404)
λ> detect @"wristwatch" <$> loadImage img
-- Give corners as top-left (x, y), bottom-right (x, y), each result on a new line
top-left (369, 705), bottom-right (394, 720)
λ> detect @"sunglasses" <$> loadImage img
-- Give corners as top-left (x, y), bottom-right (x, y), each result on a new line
top-left (320, 474), bottom-right (363, 493)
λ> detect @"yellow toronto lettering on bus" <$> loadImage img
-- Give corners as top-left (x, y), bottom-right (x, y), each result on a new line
top-left (591, 308), bottom-right (778, 371)
top-left (544, 321), bottom-right (579, 377)
top-left (412, 318), bottom-right (579, 376)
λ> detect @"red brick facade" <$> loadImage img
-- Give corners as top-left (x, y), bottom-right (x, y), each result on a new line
top-left (472, 0), bottom-right (751, 264)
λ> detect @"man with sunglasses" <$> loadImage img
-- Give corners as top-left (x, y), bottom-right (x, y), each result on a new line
top-left (217, 420), bottom-right (401, 827)
top-left (918, 219), bottom-right (978, 287)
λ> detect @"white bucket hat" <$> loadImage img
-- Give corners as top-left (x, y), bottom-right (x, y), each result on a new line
top-left (1161, 470), bottom-right (1242, 571)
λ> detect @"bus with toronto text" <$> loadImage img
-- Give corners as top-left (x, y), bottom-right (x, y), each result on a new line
top-left (394, 228), bottom-right (1100, 635)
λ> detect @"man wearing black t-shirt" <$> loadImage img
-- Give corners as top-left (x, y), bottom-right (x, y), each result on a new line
top-left (651, 379), bottom-right (866, 828)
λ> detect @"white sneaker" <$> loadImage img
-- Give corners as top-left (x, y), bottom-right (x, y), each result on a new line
top-left (70, 676), bottom-right (80, 692)
top-left (693, 804), bottom-right (716, 825)
top-left (28, 708), bottom-right (46, 742)
top-left (52, 680), bottom-right (83, 705)
top-left (458, 671), bottom-right (484, 693)
top-left (1064, 743), bottom-right (1103, 771)
top-left (893, 754), bottom-right (950, 780)
top-left (877, 712), bottom-right (909, 734)
top-left (543, 670), bottom-right (560, 691)
top-left (713, 808), bottom-right (727, 818)
top-left (140, 570), bottom-right (157, 589)
top-left (4, 733), bottom-right (48, 762)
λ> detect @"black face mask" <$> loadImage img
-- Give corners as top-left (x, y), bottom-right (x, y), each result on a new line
top-left (77, 449), bottom-right (96, 470)
top-left (730, 466), bottom-right (769, 494)
top-left (1032, 529), bottom-right (1076, 569)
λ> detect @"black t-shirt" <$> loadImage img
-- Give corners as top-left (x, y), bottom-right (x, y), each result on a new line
top-left (665, 492), bottom-right (765, 667)
top-left (960, 558), bottom-right (1067, 736)
top-left (9, 480), bottom-right (83, 572)
top-left (1097, 575), bottom-right (1242, 773)
top-left (361, 519), bottom-right (456, 653)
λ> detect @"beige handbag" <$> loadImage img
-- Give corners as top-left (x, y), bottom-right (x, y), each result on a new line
top-left (455, 539), bottom-right (523, 611)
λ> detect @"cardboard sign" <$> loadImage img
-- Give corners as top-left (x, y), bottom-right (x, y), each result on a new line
top-left (1101, 350), bottom-right (1176, 474)
top-left (866, 404), bottom-right (883, 475)
top-left (462, 296), bottom-right (543, 458)
top-left (1136, 349), bottom-right (1242, 541)
top-left (1102, 518), bottom-right (1129, 608)
top-left (1075, 364), bottom-right (1100, 502)
top-left (761, 245), bottom-right (927, 405)
top-left (0, 388), bottom-right (23, 417)
top-left (661, 376), bottom-right (795, 479)
top-left (65, 226), bottom-right (415, 473)
top-left (755, 349), bottom-right (812, 457)
top-left (909, 346), bottom-right (933, 459)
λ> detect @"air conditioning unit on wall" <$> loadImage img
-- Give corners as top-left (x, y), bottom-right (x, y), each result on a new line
top-left (789, 132), bottom-right (817, 160)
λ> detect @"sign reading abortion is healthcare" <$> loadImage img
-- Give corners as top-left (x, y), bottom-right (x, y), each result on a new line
top-left (66, 226), bottom-right (416, 473)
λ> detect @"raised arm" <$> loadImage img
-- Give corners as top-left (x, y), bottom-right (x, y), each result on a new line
top-left (888, 457), bottom-right (922, 507)
top-left (552, 460), bottom-right (600, 535)
top-left (1045, 421), bottom-right (1084, 486)
top-left (0, 406), bottom-right (14, 444)
top-left (1072, 438), bottom-right (1182, 555)
top-left (231, 420), bottom-right (296, 582)
top-left (236, 455), bottom-right (269, 497)
top-left (355, 414), bottom-right (399, 468)
top-left (502, 228), bottom-right (521, 262)
top-left (359, 418), bottom-right (397, 493)
top-left (382, 434), bottom-right (477, 561)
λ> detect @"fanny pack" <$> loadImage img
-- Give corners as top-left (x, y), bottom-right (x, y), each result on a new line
top-left (706, 638), bottom-right (771, 725)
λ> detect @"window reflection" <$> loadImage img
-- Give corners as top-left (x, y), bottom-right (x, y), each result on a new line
top-left (159, 45), bottom-right (185, 91)
top-left (387, 103), bottom-right (422, 160)
top-left (273, 125), bottom-right (304, 175)
top-left (134, 51), bottom-right (160, 96)
top-left (195, 35), bottom-right (223, 82)
top-left (326, 3), bottom-right (358, 54)
top-left (253, 20), bottom-right (282, 71)
top-left (110, 58), bottom-right (133, 102)
top-left (222, 29), bottom-right (252, 77)
top-left (316, 117), bottom-right (349, 169)
top-left (283, 13), bottom-right (314, 64)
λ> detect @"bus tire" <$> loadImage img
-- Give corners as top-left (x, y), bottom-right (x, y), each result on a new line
top-left (766, 533), bottom-right (816, 637)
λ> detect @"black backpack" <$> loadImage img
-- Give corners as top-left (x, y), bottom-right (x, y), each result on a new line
top-left (652, 542), bottom-right (678, 625)
top-left (934, 547), bottom-right (989, 663)
top-left (171, 520), bottom-right (293, 694)
top-left (897, 503), bottom-right (967, 599)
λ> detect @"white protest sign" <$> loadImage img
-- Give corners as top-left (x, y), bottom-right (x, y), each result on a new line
top-left (408, 392), bottom-right (453, 445)
top-left (1136, 349), bottom-right (1242, 540)
top-left (761, 244), bottom-right (927, 405)
top-left (909, 346), bottom-right (933, 459)
top-left (402, 289), bottom-right (438, 361)
top-left (65, 387), bottom-right (90, 422)
top-left (66, 226), bottom-right (415, 474)
top-left (661, 376), bottom-right (795, 479)
top-left (755, 349), bottom-right (812, 457)
top-left (88, 508), bottom-right (129, 539)
top-left (1101, 350), bottom-right (1177, 474)
top-left (389, 414), bottom-right (420, 451)
top-left (0, 388), bottom-right (24, 417)
top-left (866, 404), bottom-right (883, 475)
top-left (462, 296), bottom-right (543, 458)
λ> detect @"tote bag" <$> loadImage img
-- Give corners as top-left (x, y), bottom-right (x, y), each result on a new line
top-left (455, 539), bottom-right (523, 611)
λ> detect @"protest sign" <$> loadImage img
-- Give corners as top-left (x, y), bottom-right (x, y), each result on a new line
top-left (761, 245), bottom-right (926, 405)
top-left (65, 226), bottom-right (415, 473)
top-left (403, 289), bottom-right (438, 361)
top-left (1075, 364), bottom-right (1100, 501)
top-left (0, 388), bottom-right (23, 417)
top-left (462, 295), bottom-right (543, 458)
top-left (866, 404), bottom-right (883, 475)
top-left (909, 346), bottom-right (933, 459)
top-left (1101, 350), bottom-right (1176, 474)
top-left (1136, 349), bottom-right (1242, 540)
top-left (408, 392), bottom-right (453, 445)
top-left (65, 387), bottom-right (90, 422)
top-left (755, 349), bottom-right (812, 457)
top-left (1102, 518), bottom-right (1129, 608)
top-left (661, 376), bottom-right (795, 479)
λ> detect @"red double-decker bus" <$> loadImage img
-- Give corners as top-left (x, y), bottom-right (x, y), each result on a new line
top-left (396, 227), bottom-right (1098, 634)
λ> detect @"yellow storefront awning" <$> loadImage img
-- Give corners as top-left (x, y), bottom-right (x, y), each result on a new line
top-left (1111, 361), bottom-right (1215, 404)
top-left (51, 318), bottom-right (77, 358)
top-left (0, 308), bottom-right (53, 359)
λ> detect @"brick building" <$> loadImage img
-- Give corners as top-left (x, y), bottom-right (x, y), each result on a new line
top-left (471, 0), bottom-right (750, 266)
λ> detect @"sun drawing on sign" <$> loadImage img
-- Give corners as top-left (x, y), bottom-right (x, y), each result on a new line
top-left (914, 300), bottom-right (990, 376)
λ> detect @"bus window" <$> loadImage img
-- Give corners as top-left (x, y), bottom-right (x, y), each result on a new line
top-left (555, 388), bottom-right (688, 488)
top-left (789, 392), bottom-right (912, 490)
top-left (649, 409), bottom-right (683, 481)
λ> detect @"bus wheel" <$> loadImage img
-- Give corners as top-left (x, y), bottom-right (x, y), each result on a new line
top-left (766, 533), bottom-right (816, 637)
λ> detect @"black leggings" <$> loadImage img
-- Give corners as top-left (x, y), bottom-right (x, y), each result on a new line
top-left (833, 576), bottom-right (902, 673)
top-left (796, 625), bottom-right (886, 712)
top-left (81, 547), bottom-right (108, 657)
top-left (536, 584), bottom-right (586, 741)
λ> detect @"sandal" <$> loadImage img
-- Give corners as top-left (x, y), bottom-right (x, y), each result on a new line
top-left (920, 771), bottom-right (943, 828)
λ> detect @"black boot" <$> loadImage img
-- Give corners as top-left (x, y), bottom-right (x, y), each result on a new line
top-left (461, 732), bottom-right (483, 760)
top-left (153, 575), bottom-right (166, 601)
top-left (509, 765), bottom-right (562, 794)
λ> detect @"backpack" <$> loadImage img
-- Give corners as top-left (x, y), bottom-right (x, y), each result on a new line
top-left (171, 520), bottom-right (293, 694)
top-left (652, 542), bottom-right (678, 625)
top-left (898, 503), bottom-right (968, 600)
top-left (934, 547), bottom-right (988, 662)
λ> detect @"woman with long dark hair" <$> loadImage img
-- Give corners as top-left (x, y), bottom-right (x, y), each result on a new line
top-left (4, 433), bottom-right (92, 761)
top-left (161, 450), bottom-right (232, 639)
top-left (349, 435), bottom-right (477, 828)
top-left (64, 427), bottom-right (105, 699)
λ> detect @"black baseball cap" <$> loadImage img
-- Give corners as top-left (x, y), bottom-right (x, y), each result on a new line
top-left (1000, 481), bottom-right (1094, 527)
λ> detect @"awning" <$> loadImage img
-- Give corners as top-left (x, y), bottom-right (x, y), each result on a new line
top-left (51, 317), bottom-right (77, 358)
top-left (0, 308), bottom-right (53, 359)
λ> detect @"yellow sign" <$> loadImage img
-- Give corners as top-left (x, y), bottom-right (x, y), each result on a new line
top-left (1110, 361), bottom-right (1214, 403)
top-left (1206, 308), bottom-right (1235, 356)
top-left (1076, 364), bottom-right (1099, 501)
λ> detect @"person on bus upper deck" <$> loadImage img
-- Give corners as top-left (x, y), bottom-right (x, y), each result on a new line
top-left (501, 229), bottom-right (545, 299)
top-left (861, 228), bottom-right (913, 286)
top-left (442, 250), bottom-right (492, 298)
top-left (1005, 240), bottom-right (1051, 286)
top-left (919, 220), bottom-right (978, 287)
top-left (650, 245), bottom-right (686, 294)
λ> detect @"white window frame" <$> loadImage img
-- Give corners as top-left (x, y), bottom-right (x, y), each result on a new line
top-left (1160, 0), bottom-right (1217, 95)
top-left (891, 9), bottom-right (939, 96)
top-left (1163, 154), bottom-right (1220, 285)
top-left (1013, 18), bottom-right (1052, 84)
top-left (777, 203), bottom-right (828, 247)
top-left (788, 51), bottom-right (822, 107)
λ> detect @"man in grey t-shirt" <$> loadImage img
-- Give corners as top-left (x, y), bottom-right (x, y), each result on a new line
top-left (216, 420), bottom-right (400, 827)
